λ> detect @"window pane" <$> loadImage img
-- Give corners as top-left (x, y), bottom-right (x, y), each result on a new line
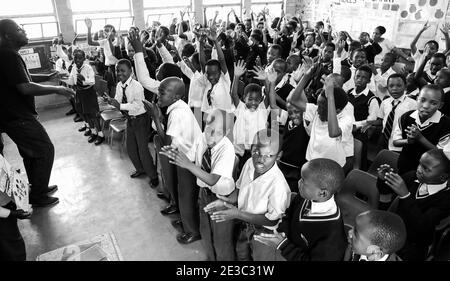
top-left (251, 0), bottom-right (282, 3)
top-left (13, 16), bottom-right (56, 24)
top-left (120, 17), bottom-right (134, 29)
top-left (42, 23), bottom-right (58, 37)
top-left (143, 0), bottom-right (191, 8)
top-left (22, 24), bottom-right (42, 39)
top-left (70, 0), bottom-right (130, 12)
top-left (0, 0), bottom-right (54, 16)
top-left (252, 3), bottom-right (282, 18)
top-left (205, 5), bottom-right (241, 21)
top-left (144, 9), bottom-right (177, 26)
top-left (204, 0), bottom-right (241, 5)
top-left (73, 12), bottom-right (131, 33)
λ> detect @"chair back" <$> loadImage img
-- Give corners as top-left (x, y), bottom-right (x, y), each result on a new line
top-left (353, 138), bottom-right (363, 170)
top-left (367, 149), bottom-right (399, 177)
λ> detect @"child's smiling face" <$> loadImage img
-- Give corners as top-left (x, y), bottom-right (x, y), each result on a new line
top-left (244, 91), bottom-right (263, 112)
top-left (287, 102), bottom-right (302, 126)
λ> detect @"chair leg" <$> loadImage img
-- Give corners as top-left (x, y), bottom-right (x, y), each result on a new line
top-left (110, 131), bottom-right (114, 148)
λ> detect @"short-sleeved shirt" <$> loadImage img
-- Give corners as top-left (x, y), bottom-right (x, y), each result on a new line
top-left (237, 159), bottom-right (291, 230)
top-left (303, 103), bottom-right (355, 167)
top-left (98, 39), bottom-right (118, 66)
top-left (233, 101), bottom-right (270, 155)
top-left (166, 99), bottom-right (202, 161)
top-left (193, 134), bottom-right (236, 196)
top-left (200, 72), bottom-right (234, 113)
top-left (0, 48), bottom-right (35, 122)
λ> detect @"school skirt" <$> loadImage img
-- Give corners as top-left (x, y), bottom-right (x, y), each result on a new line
top-left (75, 86), bottom-right (100, 115)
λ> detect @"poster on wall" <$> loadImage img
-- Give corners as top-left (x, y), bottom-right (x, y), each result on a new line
top-left (0, 154), bottom-right (31, 212)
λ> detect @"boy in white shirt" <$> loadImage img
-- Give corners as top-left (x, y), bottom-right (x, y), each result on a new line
top-left (372, 53), bottom-right (397, 100)
top-left (205, 129), bottom-right (291, 261)
top-left (160, 109), bottom-right (236, 260)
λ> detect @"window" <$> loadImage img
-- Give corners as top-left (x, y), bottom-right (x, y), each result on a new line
top-left (143, 0), bottom-right (191, 27)
top-left (0, 0), bottom-right (58, 40)
top-left (251, 0), bottom-right (283, 19)
top-left (203, 0), bottom-right (242, 22)
top-left (69, 0), bottom-right (133, 33)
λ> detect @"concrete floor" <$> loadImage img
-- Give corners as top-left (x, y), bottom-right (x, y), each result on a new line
top-left (2, 105), bottom-right (206, 261)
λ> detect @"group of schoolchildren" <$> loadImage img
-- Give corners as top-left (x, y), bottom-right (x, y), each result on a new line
top-left (4, 7), bottom-right (450, 261)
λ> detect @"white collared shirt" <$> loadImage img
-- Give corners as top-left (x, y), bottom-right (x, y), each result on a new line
top-left (392, 110), bottom-right (442, 144)
top-left (166, 99), bottom-right (202, 161)
top-left (350, 87), bottom-right (380, 128)
top-left (308, 196), bottom-right (338, 217)
top-left (114, 77), bottom-right (146, 116)
top-left (55, 58), bottom-right (71, 75)
top-left (374, 38), bottom-right (395, 66)
top-left (303, 103), bottom-right (355, 167)
top-left (187, 71), bottom-right (205, 108)
top-left (193, 134), bottom-right (236, 196)
top-left (133, 52), bottom-right (160, 94)
top-left (413, 49), bottom-right (431, 74)
top-left (237, 159), bottom-right (291, 229)
top-left (416, 181), bottom-right (448, 198)
top-left (378, 94), bottom-right (417, 151)
top-left (233, 101), bottom-right (270, 155)
top-left (374, 67), bottom-right (396, 100)
top-left (360, 254), bottom-right (389, 261)
top-left (343, 66), bottom-right (376, 93)
top-left (200, 71), bottom-right (234, 113)
top-left (98, 38), bottom-right (118, 66)
top-left (68, 63), bottom-right (95, 87)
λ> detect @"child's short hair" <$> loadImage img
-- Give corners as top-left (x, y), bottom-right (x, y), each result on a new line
top-left (237, 23), bottom-right (245, 30)
top-left (72, 49), bottom-right (86, 58)
top-left (325, 42), bottom-right (336, 51)
top-left (159, 26), bottom-right (170, 37)
top-left (376, 26), bottom-right (386, 35)
top-left (103, 24), bottom-right (116, 33)
top-left (420, 84), bottom-right (444, 101)
top-left (244, 83), bottom-right (262, 98)
top-left (156, 63), bottom-right (183, 81)
top-left (383, 52), bottom-right (397, 63)
top-left (432, 53), bottom-right (447, 66)
top-left (426, 40), bottom-right (439, 50)
top-left (229, 22), bottom-right (236, 30)
top-left (319, 87), bottom-right (348, 110)
top-left (254, 129), bottom-right (281, 154)
top-left (306, 158), bottom-right (344, 195)
top-left (181, 43), bottom-right (195, 58)
top-left (425, 148), bottom-right (450, 174)
top-left (356, 65), bottom-right (373, 79)
top-left (351, 48), bottom-right (367, 59)
top-left (273, 58), bottom-right (287, 71)
top-left (387, 73), bottom-right (406, 85)
top-left (250, 29), bottom-right (263, 42)
top-left (269, 44), bottom-right (283, 55)
top-left (116, 58), bottom-right (132, 69)
top-left (205, 59), bottom-right (221, 72)
top-left (360, 210), bottom-right (407, 254)
top-left (349, 41), bottom-right (362, 51)
top-left (340, 66), bottom-right (352, 84)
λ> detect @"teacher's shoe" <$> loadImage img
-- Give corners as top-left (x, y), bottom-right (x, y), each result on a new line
top-left (176, 232), bottom-right (201, 244)
top-left (160, 204), bottom-right (178, 215)
top-left (94, 136), bottom-right (105, 145)
top-left (30, 196), bottom-right (59, 208)
top-left (46, 185), bottom-right (58, 194)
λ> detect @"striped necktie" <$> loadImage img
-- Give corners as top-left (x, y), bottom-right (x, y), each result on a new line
top-left (201, 148), bottom-right (212, 173)
top-left (382, 100), bottom-right (400, 145)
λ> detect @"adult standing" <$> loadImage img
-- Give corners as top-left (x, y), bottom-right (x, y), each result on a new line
top-left (373, 26), bottom-right (412, 67)
top-left (0, 19), bottom-right (75, 207)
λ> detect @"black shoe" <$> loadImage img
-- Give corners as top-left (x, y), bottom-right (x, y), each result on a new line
top-left (30, 196), bottom-right (59, 208)
top-left (46, 185), bottom-right (58, 194)
top-left (88, 134), bottom-right (98, 143)
top-left (160, 204), bottom-right (179, 216)
top-left (84, 129), bottom-right (92, 137)
top-left (65, 109), bottom-right (76, 116)
top-left (78, 126), bottom-right (88, 132)
top-left (157, 192), bottom-right (169, 202)
top-left (130, 171), bottom-right (145, 178)
top-left (150, 177), bottom-right (159, 188)
top-left (176, 232), bottom-right (201, 244)
top-left (94, 136), bottom-right (105, 145)
top-left (171, 219), bottom-right (183, 232)
top-left (74, 115), bottom-right (82, 122)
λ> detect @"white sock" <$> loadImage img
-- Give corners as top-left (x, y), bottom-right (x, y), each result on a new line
top-left (92, 128), bottom-right (98, 135)
top-left (98, 131), bottom-right (104, 137)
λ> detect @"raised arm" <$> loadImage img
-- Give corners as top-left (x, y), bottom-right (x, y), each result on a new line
top-left (198, 36), bottom-right (206, 73)
top-left (231, 60), bottom-right (246, 107)
top-left (209, 26), bottom-right (228, 75)
top-left (84, 18), bottom-right (100, 47)
top-left (414, 48), bottom-right (431, 88)
top-left (324, 77), bottom-right (342, 138)
top-left (411, 21), bottom-right (430, 55)
top-left (287, 63), bottom-right (316, 112)
top-left (440, 22), bottom-right (450, 54)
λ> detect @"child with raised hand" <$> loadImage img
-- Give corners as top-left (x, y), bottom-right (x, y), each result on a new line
top-left (345, 210), bottom-right (406, 261)
top-left (393, 84), bottom-right (450, 174)
top-left (434, 68), bottom-right (450, 116)
top-left (379, 149), bottom-right (450, 260)
top-left (160, 109), bottom-right (236, 260)
top-left (254, 158), bottom-right (347, 261)
top-left (231, 60), bottom-right (277, 171)
top-left (204, 129), bottom-right (291, 261)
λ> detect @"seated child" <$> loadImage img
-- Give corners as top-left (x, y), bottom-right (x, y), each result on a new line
top-left (380, 149), bottom-right (450, 260)
top-left (205, 129), bottom-right (291, 261)
top-left (160, 109), bottom-right (236, 261)
top-left (345, 210), bottom-right (407, 261)
top-left (255, 158), bottom-right (347, 261)
top-left (373, 53), bottom-right (397, 100)
top-left (289, 70), bottom-right (355, 168)
top-left (68, 49), bottom-right (105, 145)
top-left (434, 68), bottom-right (450, 117)
top-left (393, 84), bottom-right (450, 174)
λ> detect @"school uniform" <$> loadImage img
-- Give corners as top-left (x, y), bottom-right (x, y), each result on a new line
top-left (233, 101), bottom-right (270, 159)
top-left (303, 103), bottom-right (355, 167)
top-left (361, 42), bottom-right (382, 64)
top-left (373, 67), bottom-right (396, 100)
top-left (440, 87), bottom-right (450, 117)
top-left (200, 72), bottom-right (234, 113)
top-left (347, 252), bottom-right (402, 261)
top-left (343, 66), bottom-right (376, 93)
top-left (68, 63), bottom-right (98, 124)
top-left (393, 110), bottom-right (450, 174)
top-left (396, 171), bottom-right (450, 260)
top-left (275, 74), bottom-right (295, 110)
top-left (55, 58), bottom-right (71, 76)
top-left (114, 77), bottom-right (158, 182)
top-left (302, 46), bottom-right (319, 59)
top-left (279, 119), bottom-right (309, 192)
top-left (235, 159), bottom-right (291, 261)
top-left (276, 194), bottom-right (347, 261)
top-left (377, 94), bottom-right (417, 151)
top-left (0, 201), bottom-right (26, 261)
top-left (194, 134), bottom-right (236, 261)
top-left (162, 99), bottom-right (202, 236)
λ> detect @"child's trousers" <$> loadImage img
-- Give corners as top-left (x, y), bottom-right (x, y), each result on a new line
top-left (0, 201), bottom-right (26, 261)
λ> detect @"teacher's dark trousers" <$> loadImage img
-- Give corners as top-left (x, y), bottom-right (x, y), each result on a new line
top-left (0, 117), bottom-right (54, 201)
top-left (0, 201), bottom-right (26, 261)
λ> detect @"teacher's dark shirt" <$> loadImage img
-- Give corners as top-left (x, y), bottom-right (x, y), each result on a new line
top-left (0, 47), bottom-right (35, 122)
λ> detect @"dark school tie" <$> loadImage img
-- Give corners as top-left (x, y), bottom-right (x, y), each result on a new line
top-left (207, 87), bottom-right (213, 107)
top-left (122, 85), bottom-right (128, 104)
top-left (201, 148), bottom-right (212, 173)
top-left (382, 100), bottom-right (400, 145)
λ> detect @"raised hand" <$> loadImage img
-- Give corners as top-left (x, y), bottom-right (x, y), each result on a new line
top-left (441, 22), bottom-right (450, 34)
top-left (249, 65), bottom-right (267, 80)
top-left (234, 60), bottom-right (247, 77)
top-left (266, 68), bottom-right (278, 84)
top-left (84, 18), bottom-right (92, 29)
top-left (422, 20), bottom-right (431, 31)
top-left (208, 25), bottom-right (218, 41)
top-left (127, 29), bottom-right (143, 53)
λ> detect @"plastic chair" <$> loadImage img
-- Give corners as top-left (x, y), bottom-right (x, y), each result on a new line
top-left (100, 109), bottom-right (124, 132)
top-left (108, 118), bottom-right (127, 157)
top-left (367, 149), bottom-right (400, 177)
top-left (336, 169), bottom-right (379, 228)
top-left (353, 138), bottom-right (363, 170)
